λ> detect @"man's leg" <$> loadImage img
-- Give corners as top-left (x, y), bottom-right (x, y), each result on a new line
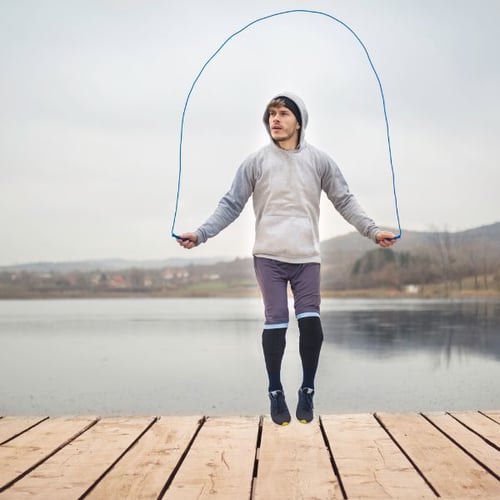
top-left (297, 316), bottom-right (324, 390)
top-left (254, 257), bottom-right (291, 425)
top-left (291, 263), bottom-right (323, 422)
top-left (261, 327), bottom-right (286, 391)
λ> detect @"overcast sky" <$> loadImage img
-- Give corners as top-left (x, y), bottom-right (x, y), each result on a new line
top-left (1, 0), bottom-right (499, 265)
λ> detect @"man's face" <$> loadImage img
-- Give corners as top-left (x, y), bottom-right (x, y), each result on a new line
top-left (268, 105), bottom-right (300, 147)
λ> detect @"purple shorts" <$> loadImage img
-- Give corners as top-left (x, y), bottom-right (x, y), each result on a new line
top-left (253, 256), bottom-right (321, 329)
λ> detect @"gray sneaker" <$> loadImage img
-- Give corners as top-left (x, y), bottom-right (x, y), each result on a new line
top-left (296, 387), bottom-right (314, 423)
top-left (269, 390), bottom-right (291, 426)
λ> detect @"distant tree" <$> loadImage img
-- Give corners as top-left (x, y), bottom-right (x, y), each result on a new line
top-left (129, 268), bottom-right (144, 289)
top-left (351, 249), bottom-right (396, 289)
top-left (400, 251), bottom-right (438, 292)
top-left (430, 228), bottom-right (456, 295)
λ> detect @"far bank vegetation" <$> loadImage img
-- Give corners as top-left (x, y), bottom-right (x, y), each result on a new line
top-left (1, 226), bottom-right (499, 299)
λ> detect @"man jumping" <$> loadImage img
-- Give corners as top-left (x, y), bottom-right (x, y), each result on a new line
top-left (176, 92), bottom-right (397, 425)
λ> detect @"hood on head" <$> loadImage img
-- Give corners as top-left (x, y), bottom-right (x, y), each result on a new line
top-left (263, 91), bottom-right (308, 147)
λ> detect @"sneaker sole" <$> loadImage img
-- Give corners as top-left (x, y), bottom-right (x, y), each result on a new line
top-left (271, 420), bottom-right (290, 426)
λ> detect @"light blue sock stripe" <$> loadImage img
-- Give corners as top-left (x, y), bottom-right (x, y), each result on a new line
top-left (263, 322), bottom-right (289, 330)
top-left (296, 312), bottom-right (320, 320)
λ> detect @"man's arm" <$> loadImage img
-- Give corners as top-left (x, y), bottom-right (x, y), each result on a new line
top-left (176, 161), bottom-right (255, 250)
top-left (322, 159), bottom-right (397, 247)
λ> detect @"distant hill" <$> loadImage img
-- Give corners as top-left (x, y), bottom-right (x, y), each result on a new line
top-left (321, 221), bottom-right (500, 264)
top-left (2, 222), bottom-right (499, 274)
top-left (320, 221), bottom-right (500, 290)
top-left (0, 256), bottom-right (233, 273)
top-left (1, 222), bottom-right (498, 298)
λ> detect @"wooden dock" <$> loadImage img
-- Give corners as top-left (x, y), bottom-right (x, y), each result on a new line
top-left (0, 411), bottom-right (499, 499)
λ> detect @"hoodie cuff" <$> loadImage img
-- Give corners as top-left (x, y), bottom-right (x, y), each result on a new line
top-left (195, 229), bottom-right (207, 245)
top-left (369, 227), bottom-right (381, 243)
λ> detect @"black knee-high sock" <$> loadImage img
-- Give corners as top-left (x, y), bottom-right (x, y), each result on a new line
top-left (298, 317), bottom-right (324, 390)
top-left (262, 328), bottom-right (286, 392)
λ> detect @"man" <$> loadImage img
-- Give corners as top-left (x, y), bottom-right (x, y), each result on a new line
top-left (177, 92), bottom-right (397, 425)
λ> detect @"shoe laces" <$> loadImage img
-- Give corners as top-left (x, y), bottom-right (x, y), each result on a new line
top-left (270, 390), bottom-right (287, 413)
top-left (300, 388), bottom-right (314, 410)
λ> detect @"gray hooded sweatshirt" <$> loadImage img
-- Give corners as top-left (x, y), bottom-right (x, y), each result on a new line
top-left (195, 92), bottom-right (380, 264)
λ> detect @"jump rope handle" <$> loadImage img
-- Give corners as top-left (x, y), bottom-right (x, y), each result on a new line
top-left (386, 235), bottom-right (401, 241)
top-left (172, 233), bottom-right (191, 242)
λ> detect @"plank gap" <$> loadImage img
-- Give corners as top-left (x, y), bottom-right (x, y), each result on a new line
top-left (448, 412), bottom-right (500, 451)
top-left (157, 415), bottom-right (207, 499)
top-left (80, 416), bottom-right (159, 499)
top-left (0, 416), bottom-right (49, 446)
top-left (318, 415), bottom-right (348, 500)
top-left (423, 413), bottom-right (500, 482)
top-left (0, 417), bottom-right (99, 494)
top-left (249, 415), bottom-right (264, 500)
top-left (373, 412), bottom-right (440, 497)
top-left (479, 410), bottom-right (500, 426)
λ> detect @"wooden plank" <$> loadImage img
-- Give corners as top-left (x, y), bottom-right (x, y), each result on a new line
top-left (449, 411), bottom-right (500, 447)
top-left (424, 412), bottom-right (500, 476)
top-left (164, 416), bottom-right (258, 499)
top-left (87, 416), bottom-right (202, 499)
top-left (377, 412), bottom-right (500, 498)
top-left (0, 416), bottom-right (96, 491)
top-left (0, 417), bottom-right (47, 445)
top-left (321, 414), bottom-right (434, 498)
top-left (3, 417), bottom-right (154, 499)
top-left (254, 417), bottom-right (342, 500)
top-left (482, 410), bottom-right (500, 425)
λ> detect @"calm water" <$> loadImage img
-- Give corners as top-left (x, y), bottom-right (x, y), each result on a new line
top-left (0, 298), bottom-right (499, 415)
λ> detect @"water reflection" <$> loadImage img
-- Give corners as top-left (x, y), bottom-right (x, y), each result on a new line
top-left (321, 301), bottom-right (500, 363)
top-left (0, 298), bottom-right (498, 415)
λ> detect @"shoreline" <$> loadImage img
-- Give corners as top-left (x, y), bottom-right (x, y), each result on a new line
top-left (0, 288), bottom-right (499, 300)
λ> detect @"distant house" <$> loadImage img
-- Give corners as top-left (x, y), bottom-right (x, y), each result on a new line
top-left (90, 274), bottom-right (102, 286)
top-left (109, 275), bottom-right (127, 288)
top-left (161, 270), bottom-right (174, 281)
top-left (404, 284), bottom-right (420, 294)
top-left (203, 273), bottom-right (220, 281)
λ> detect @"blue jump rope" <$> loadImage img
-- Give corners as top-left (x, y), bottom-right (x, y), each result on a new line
top-left (171, 9), bottom-right (402, 242)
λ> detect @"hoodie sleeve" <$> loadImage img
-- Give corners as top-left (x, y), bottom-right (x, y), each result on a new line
top-left (195, 161), bottom-right (256, 244)
top-left (321, 158), bottom-right (380, 242)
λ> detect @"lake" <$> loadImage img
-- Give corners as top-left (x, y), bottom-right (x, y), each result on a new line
top-left (0, 298), bottom-right (499, 416)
